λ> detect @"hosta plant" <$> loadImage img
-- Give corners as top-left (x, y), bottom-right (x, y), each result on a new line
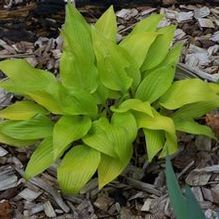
top-left (0, 3), bottom-right (219, 194)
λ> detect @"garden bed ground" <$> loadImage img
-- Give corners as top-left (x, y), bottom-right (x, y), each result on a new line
top-left (0, 1), bottom-right (219, 219)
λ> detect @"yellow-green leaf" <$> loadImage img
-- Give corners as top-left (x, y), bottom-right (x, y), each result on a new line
top-left (141, 25), bottom-right (176, 71)
top-left (60, 49), bottom-right (98, 94)
top-left (135, 110), bottom-right (177, 156)
top-left (63, 2), bottom-right (93, 61)
top-left (130, 14), bottom-right (163, 35)
top-left (120, 32), bottom-right (157, 68)
top-left (53, 115), bottom-right (91, 160)
top-left (173, 119), bottom-right (216, 139)
top-left (27, 90), bottom-right (63, 114)
top-left (58, 145), bottom-right (100, 194)
top-left (92, 27), bottom-right (132, 92)
top-left (143, 129), bottom-right (165, 161)
top-left (0, 101), bottom-right (48, 120)
top-left (24, 137), bottom-right (53, 179)
top-left (111, 99), bottom-right (153, 117)
top-left (0, 59), bottom-right (57, 88)
top-left (61, 3), bottom-right (97, 93)
top-left (135, 65), bottom-right (175, 103)
top-left (60, 87), bottom-right (98, 117)
top-left (208, 82), bottom-right (219, 95)
top-left (160, 42), bottom-right (183, 66)
top-left (95, 5), bottom-right (117, 42)
top-left (84, 112), bottom-right (137, 159)
top-left (0, 59), bottom-right (62, 114)
top-left (0, 115), bottom-right (54, 140)
top-left (172, 100), bottom-right (219, 120)
top-left (92, 82), bottom-right (121, 104)
top-left (83, 117), bottom-right (116, 157)
top-left (160, 79), bottom-right (219, 110)
top-left (0, 131), bottom-right (35, 147)
top-left (111, 112), bottom-right (137, 159)
top-left (119, 47), bottom-right (141, 90)
top-left (98, 145), bottom-right (132, 189)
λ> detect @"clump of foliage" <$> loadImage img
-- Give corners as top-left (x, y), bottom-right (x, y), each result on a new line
top-left (165, 157), bottom-right (205, 219)
top-left (0, 3), bottom-right (219, 194)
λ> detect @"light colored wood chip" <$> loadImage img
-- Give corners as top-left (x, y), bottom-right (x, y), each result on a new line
top-left (44, 201), bottom-right (56, 218)
top-left (0, 146), bottom-right (8, 157)
top-left (186, 170), bottom-right (211, 186)
top-left (0, 166), bottom-right (18, 191)
top-left (198, 18), bottom-right (215, 28)
top-left (141, 199), bottom-right (153, 212)
top-left (18, 188), bottom-right (42, 201)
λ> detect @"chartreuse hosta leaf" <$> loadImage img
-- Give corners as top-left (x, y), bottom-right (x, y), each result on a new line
top-left (92, 82), bottom-right (121, 105)
top-left (143, 129), bottom-right (165, 161)
top-left (120, 32), bottom-right (157, 68)
top-left (0, 101), bottom-right (48, 120)
top-left (160, 42), bottom-right (183, 66)
top-left (83, 112), bottom-right (137, 159)
top-left (111, 99), bottom-right (153, 117)
top-left (95, 5), bottom-right (117, 42)
top-left (166, 157), bottom-right (205, 219)
top-left (172, 101), bottom-right (219, 120)
top-left (160, 79), bottom-right (219, 110)
top-left (141, 43), bottom-right (182, 79)
top-left (98, 146), bottom-right (132, 189)
top-left (135, 65), bottom-right (175, 103)
top-left (63, 2), bottom-right (92, 58)
top-left (173, 119), bottom-right (215, 139)
top-left (0, 59), bottom-right (57, 88)
top-left (59, 87), bottom-right (97, 117)
top-left (110, 112), bottom-right (137, 158)
top-left (98, 112), bottom-right (137, 188)
top-left (141, 25), bottom-right (176, 71)
top-left (26, 90), bottom-right (62, 114)
top-left (83, 112), bottom-right (137, 189)
top-left (208, 82), bottom-right (219, 95)
top-left (0, 115), bottom-right (53, 140)
top-left (24, 137), bottom-right (53, 179)
top-left (60, 3), bottom-right (97, 93)
top-left (0, 132), bottom-right (35, 147)
top-left (83, 117), bottom-right (116, 157)
top-left (130, 14), bottom-right (163, 35)
top-left (57, 145), bottom-right (100, 194)
top-left (0, 59), bottom-right (62, 114)
top-left (170, 94), bottom-right (219, 139)
top-left (60, 39), bottom-right (98, 93)
top-left (91, 27), bottom-right (132, 93)
top-left (119, 47), bottom-right (141, 90)
top-left (53, 115), bottom-right (91, 160)
top-left (135, 109), bottom-right (177, 158)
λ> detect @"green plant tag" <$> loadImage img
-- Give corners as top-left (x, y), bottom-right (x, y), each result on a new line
top-left (165, 156), bottom-right (205, 219)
